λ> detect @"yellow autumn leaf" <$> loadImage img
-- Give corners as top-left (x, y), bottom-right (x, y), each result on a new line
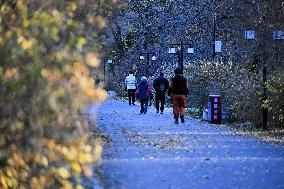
top-left (30, 177), bottom-right (39, 188)
top-left (93, 143), bottom-right (103, 161)
top-left (57, 168), bottom-right (70, 179)
top-left (95, 88), bottom-right (108, 101)
top-left (70, 162), bottom-right (81, 173)
top-left (11, 153), bottom-right (25, 167)
top-left (78, 152), bottom-right (93, 164)
top-left (76, 185), bottom-right (84, 189)
top-left (86, 52), bottom-right (100, 67)
top-left (23, 19), bottom-right (30, 28)
top-left (45, 139), bottom-right (56, 149)
top-left (70, 2), bottom-right (77, 11)
top-left (84, 145), bottom-right (92, 153)
top-left (51, 10), bottom-right (62, 20)
top-left (5, 177), bottom-right (17, 188)
top-left (5, 168), bottom-right (13, 177)
top-left (55, 52), bottom-right (64, 61)
top-left (65, 147), bottom-right (77, 161)
top-left (24, 38), bottom-right (36, 50)
top-left (82, 165), bottom-right (93, 178)
top-left (50, 26), bottom-right (59, 41)
top-left (76, 37), bottom-right (87, 49)
top-left (60, 180), bottom-right (73, 189)
top-left (38, 175), bottom-right (47, 185)
top-left (84, 88), bottom-right (96, 99)
top-left (95, 15), bottom-right (106, 29)
top-left (41, 156), bottom-right (48, 167)
top-left (0, 175), bottom-right (8, 188)
top-left (41, 69), bottom-right (49, 78)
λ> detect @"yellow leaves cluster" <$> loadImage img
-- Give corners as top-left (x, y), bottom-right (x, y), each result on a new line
top-left (0, 152), bottom-right (30, 188)
top-left (23, 19), bottom-right (30, 28)
top-left (86, 52), bottom-right (100, 67)
top-left (9, 152), bottom-right (27, 168)
top-left (55, 167), bottom-right (71, 179)
top-left (41, 68), bottom-right (63, 83)
top-left (0, 137), bottom-right (102, 188)
top-left (70, 2), bottom-right (78, 11)
top-left (50, 26), bottom-right (59, 41)
top-left (17, 36), bottom-right (37, 50)
top-left (88, 15), bottom-right (106, 29)
top-left (76, 37), bottom-right (87, 50)
top-left (0, 0), bottom-right (111, 188)
top-left (68, 59), bottom-right (107, 102)
top-left (30, 176), bottom-right (48, 189)
top-left (33, 153), bottom-right (49, 167)
top-left (0, 173), bottom-right (18, 189)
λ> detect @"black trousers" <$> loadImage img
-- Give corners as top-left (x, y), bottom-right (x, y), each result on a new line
top-left (155, 93), bottom-right (166, 112)
top-left (140, 99), bottom-right (148, 114)
top-left (127, 89), bottom-right (136, 105)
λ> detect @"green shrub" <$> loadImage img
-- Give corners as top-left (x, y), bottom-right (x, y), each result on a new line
top-left (266, 71), bottom-right (284, 127)
top-left (186, 107), bottom-right (202, 118)
top-left (185, 61), bottom-right (262, 126)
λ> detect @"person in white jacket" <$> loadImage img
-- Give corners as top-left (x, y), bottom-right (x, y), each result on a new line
top-left (125, 71), bottom-right (137, 105)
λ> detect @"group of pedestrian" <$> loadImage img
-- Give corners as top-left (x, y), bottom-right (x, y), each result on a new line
top-left (125, 68), bottom-right (188, 124)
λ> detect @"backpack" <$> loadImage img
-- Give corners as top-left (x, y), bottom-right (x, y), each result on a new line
top-left (159, 82), bottom-right (166, 92)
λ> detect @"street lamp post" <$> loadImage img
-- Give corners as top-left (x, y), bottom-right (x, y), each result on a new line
top-left (168, 41), bottom-right (194, 74)
top-left (104, 59), bottom-right (112, 82)
top-left (139, 52), bottom-right (157, 75)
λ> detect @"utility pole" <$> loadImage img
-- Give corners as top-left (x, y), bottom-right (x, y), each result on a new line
top-left (258, 0), bottom-right (268, 130)
top-left (169, 41), bottom-right (193, 74)
top-left (212, 0), bottom-right (216, 62)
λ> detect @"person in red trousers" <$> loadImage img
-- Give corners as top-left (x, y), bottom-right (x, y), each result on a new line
top-left (168, 68), bottom-right (189, 124)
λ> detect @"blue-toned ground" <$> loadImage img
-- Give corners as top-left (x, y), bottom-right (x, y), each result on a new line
top-left (89, 100), bottom-right (284, 189)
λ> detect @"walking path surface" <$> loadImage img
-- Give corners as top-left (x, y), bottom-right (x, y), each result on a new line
top-left (90, 100), bottom-right (284, 189)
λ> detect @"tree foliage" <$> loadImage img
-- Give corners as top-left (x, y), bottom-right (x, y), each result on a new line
top-left (266, 72), bottom-right (284, 127)
top-left (106, 0), bottom-right (283, 128)
top-left (0, 0), bottom-right (114, 188)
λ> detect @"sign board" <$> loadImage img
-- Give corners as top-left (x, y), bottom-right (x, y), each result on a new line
top-left (139, 56), bottom-right (145, 60)
top-left (245, 30), bottom-right (255, 40)
top-left (187, 48), bottom-right (194, 54)
top-left (273, 31), bottom-right (284, 40)
top-left (215, 41), bottom-right (222, 53)
top-left (168, 48), bottom-right (176, 54)
top-left (107, 59), bottom-right (113, 64)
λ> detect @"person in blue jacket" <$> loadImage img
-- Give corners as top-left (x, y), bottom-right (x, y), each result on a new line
top-left (136, 76), bottom-right (152, 114)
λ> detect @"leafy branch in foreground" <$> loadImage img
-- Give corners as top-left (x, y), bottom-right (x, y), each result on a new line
top-left (0, 0), bottom-right (115, 188)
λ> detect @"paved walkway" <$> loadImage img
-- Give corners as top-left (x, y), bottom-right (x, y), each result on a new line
top-left (91, 100), bottom-right (284, 189)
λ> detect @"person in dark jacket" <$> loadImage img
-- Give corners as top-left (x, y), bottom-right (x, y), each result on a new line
top-left (153, 72), bottom-right (169, 114)
top-left (136, 76), bottom-right (152, 114)
top-left (168, 68), bottom-right (189, 124)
